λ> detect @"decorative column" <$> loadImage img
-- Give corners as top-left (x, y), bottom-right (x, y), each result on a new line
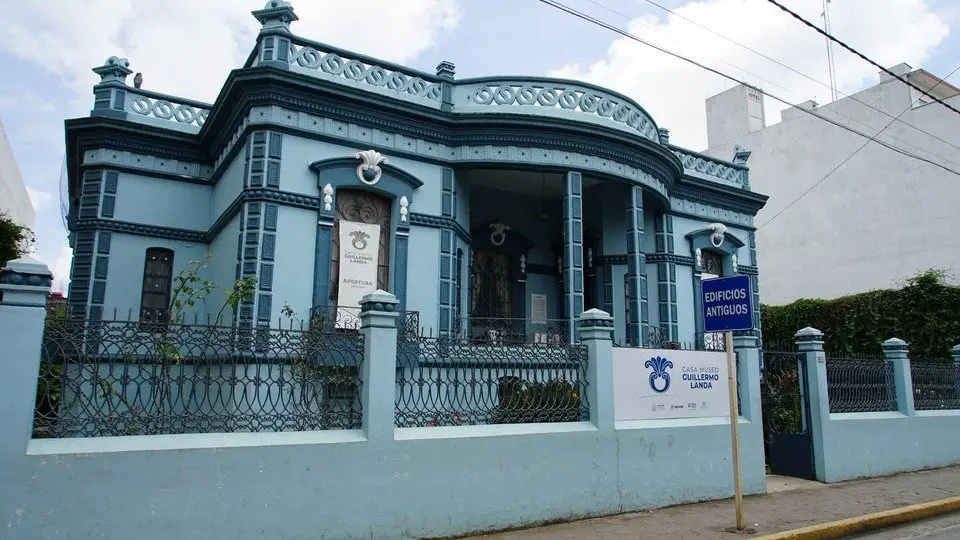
top-left (562, 172), bottom-right (585, 342)
top-left (579, 309), bottom-right (614, 434)
top-left (693, 248), bottom-right (705, 340)
top-left (359, 290), bottom-right (399, 442)
top-left (436, 61), bottom-right (456, 112)
top-left (796, 327), bottom-right (829, 482)
top-left (251, 1), bottom-right (298, 68)
top-left (0, 258), bottom-right (53, 451)
top-left (654, 214), bottom-right (677, 341)
top-left (90, 56), bottom-right (132, 119)
top-left (438, 168), bottom-right (457, 337)
top-left (624, 186), bottom-right (647, 346)
top-left (884, 338), bottom-right (914, 417)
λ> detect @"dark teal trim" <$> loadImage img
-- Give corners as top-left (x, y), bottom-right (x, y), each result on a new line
top-left (73, 219), bottom-right (206, 243)
top-left (739, 265), bottom-right (759, 276)
top-left (562, 171), bottom-right (584, 342)
top-left (685, 227), bottom-right (746, 250)
top-left (312, 217), bottom-right (334, 307)
top-left (408, 213), bottom-right (471, 245)
top-left (395, 231), bottom-right (409, 312)
top-left (624, 186), bottom-right (648, 346)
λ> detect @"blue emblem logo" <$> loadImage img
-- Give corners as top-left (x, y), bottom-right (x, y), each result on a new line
top-left (645, 356), bottom-right (674, 394)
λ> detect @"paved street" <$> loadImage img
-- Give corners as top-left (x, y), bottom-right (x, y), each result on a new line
top-left (473, 467), bottom-right (960, 539)
top-left (853, 512), bottom-right (960, 539)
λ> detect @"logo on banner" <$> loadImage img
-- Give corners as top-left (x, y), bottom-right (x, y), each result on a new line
top-left (644, 356), bottom-right (674, 394)
top-left (349, 230), bottom-right (370, 250)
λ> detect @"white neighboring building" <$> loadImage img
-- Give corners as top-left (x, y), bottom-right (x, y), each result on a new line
top-left (705, 64), bottom-right (960, 305)
top-left (0, 117), bottom-right (34, 229)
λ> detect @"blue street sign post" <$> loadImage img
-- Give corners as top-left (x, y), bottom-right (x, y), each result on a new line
top-left (700, 274), bottom-right (754, 531)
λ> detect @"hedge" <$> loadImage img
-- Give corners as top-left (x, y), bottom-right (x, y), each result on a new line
top-left (761, 270), bottom-right (960, 362)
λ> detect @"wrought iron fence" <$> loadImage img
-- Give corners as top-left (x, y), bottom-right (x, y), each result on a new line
top-left (395, 333), bottom-right (589, 427)
top-left (761, 350), bottom-right (806, 438)
top-left (825, 356), bottom-right (897, 413)
top-left (33, 318), bottom-right (364, 438)
top-left (309, 305), bottom-right (419, 337)
top-left (452, 317), bottom-right (570, 345)
top-left (911, 361), bottom-right (960, 411)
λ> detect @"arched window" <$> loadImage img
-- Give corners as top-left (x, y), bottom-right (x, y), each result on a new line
top-left (140, 248), bottom-right (174, 323)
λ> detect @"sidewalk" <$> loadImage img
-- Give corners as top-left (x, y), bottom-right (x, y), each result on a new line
top-left (471, 467), bottom-right (960, 539)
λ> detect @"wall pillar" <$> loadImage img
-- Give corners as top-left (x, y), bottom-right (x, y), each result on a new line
top-left (562, 172), bottom-right (584, 342)
top-left (359, 290), bottom-right (399, 442)
top-left (579, 309), bottom-right (614, 434)
top-left (0, 258), bottom-right (53, 454)
top-left (795, 327), bottom-right (829, 482)
top-left (884, 338), bottom-right (915, 417)
top-left (312, 212), bottom-right (335, 309)
top-left (624, 186), bottom-right (647, 346)
top-left (732, 333), bottom-right (766, 493)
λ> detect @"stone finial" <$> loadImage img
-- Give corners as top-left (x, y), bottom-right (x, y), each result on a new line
top-left (951, 345), bottom-right (960, 363)
top-left (658, 127), bottom-right (670, 145)
top-left (252, 0), bottom-right (299, 31)
top-left (436, 61), bottom-right (456, 80)
top-left (732, 145), bottom-right (751, 165)
top-left (92, 56), bottom-right (132, 84)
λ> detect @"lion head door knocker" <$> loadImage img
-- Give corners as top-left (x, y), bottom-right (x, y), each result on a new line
top-left (350, 230), bottom-right (370, 250)
top-left (355, 149), bottom-right (388, 186)
top-left (708, 223), bottom-right (727, 248)
top-left (489, 222), bottom-right (510, 246)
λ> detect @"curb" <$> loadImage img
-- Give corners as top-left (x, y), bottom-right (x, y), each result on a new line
top-left (758, 496), bottom-right (960, 539)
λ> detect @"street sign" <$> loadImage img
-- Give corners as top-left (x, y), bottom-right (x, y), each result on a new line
top-left (701, 274), bottom-right (754, 333)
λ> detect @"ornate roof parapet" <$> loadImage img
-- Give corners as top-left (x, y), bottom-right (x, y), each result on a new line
top-left (252, 0), bottom-right (298, 32)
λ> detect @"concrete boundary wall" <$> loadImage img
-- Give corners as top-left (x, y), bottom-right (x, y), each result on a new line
top-left (797, 328), bottom-right (960, 483)
top-left (0, 260), bottom-right (766, 539)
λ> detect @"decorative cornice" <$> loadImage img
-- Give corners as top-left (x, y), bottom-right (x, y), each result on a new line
top-left (408, 212), bottom-right (471, 244)
top-left (596, 255), bottom-right (627, 266)
top-left (739, 264), bottom-right (759, 276)
top-left (309, 157), bottom-right (425, 189)
top-left (73, 219), bottom-right (206, 243)
top-left (526, 263), bottom-right (559, 276)
top-left (646, 253), bottom-right (695, 266)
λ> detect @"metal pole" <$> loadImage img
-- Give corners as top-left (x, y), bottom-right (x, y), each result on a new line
top-left (726, 330), bottom-right (745, 530)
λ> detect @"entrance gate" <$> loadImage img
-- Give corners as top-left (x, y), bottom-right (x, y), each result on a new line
top-left (760, 348), bottom-right (816, 480)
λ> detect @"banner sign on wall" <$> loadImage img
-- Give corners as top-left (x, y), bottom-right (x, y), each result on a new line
top-left (613, 348), bottom-right (729, 420)
top-left (336, 221), bottom-right (381, 326)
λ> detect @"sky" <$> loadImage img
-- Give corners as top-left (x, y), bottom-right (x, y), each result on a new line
top-left (1, 0), bottom-right (957, 294)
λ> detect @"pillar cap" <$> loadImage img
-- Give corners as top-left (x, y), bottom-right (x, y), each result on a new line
top-left (883, 337), bottom-right (907, 348)
top-left (359, 290), bottom-right (398, 313)
top-left (1, 256), bottom-right (53, 288)
top-left (952, 344), bottom-right (960, 353)
top-left (579, 308), bottom-right (613, 328)
top-left (795, 327), bottom-right (824, 341)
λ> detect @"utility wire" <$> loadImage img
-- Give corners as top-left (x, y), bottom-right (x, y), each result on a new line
top-left (536, 0), bottom-right (960, 178)
top-left (622, 0), bottom-right (960, 157)
top-left (764, 0), bottom-right (960, 118)
top-left (757, 62), bottom-right (960, 231)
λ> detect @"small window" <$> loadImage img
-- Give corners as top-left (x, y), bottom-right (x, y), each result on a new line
top-left (140, 248), bottom-right (174, 323)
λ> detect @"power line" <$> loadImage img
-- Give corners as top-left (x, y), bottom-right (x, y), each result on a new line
top-left (757, 63), bottom-right (960, 231)
top-left (625, 0), bottom-right (960, 159)
top-left (764, 0), bottom-right (960, 118)
top-left (536, 0), bottom-right (960, 178)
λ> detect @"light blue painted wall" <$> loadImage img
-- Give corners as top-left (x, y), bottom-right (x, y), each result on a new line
top-left (112, 173), bottom-right (210, 231)
top-left (407, 227), bottom-right (441, 333)
top-left (388, 155), bottom-right (444, 217)
top-left (274, 135), bottom-right (354, 197)
top-left (526, 273), bottom-right (561, 320)
top-left (211, 151), bottom-right (248, 221)
top-left (101, 233), bottom-right (206, 320)
top-left (272, 207), bottom-right (319, 324)
top-left (205, 215), bottom-right (240, 323)
top-left (672, 215), bottom-right (703, 258)
top-left (601, 185), bottom-right (627, 255)
top-left (675, 265), bottom-right (696, 342)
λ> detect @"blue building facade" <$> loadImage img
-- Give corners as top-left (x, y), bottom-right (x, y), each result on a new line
top-left (63, 1), bottom-right (767, 346)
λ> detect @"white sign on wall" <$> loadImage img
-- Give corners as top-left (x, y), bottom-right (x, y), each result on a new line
top-left (336, 221), bottom-right (381, 326)
top-left (530, 294), bottom-right (548, 324)
top-left (613, 348), bottom-right (729, 421)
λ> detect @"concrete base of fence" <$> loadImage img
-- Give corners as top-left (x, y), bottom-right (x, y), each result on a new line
top-left (6, 419), bottom-right (765, 539)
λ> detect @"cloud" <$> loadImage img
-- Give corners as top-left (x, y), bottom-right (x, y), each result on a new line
top-left (550, 0), bottom-right (950, 150)
top-left (25, 186), bottom-right (53, 213)
top-left (0, 0), bottom-right (461, 108)
top-left (51, 246), bottom-right (73, 294)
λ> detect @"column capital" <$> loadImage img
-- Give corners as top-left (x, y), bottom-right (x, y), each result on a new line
top-left (795, 327), bottom-right (824, 352)
top-left (883, 337), bottom-right (908, 354)
top-left (1, 257), bottom-right (53, 307)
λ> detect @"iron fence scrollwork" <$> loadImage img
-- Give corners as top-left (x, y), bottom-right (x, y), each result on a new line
top-left (33, 318), bottom-right (364, 439)
top-left (825, 355), bottom-right (897, 413)
top-left (911, 361), bottom-right (960, 411)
